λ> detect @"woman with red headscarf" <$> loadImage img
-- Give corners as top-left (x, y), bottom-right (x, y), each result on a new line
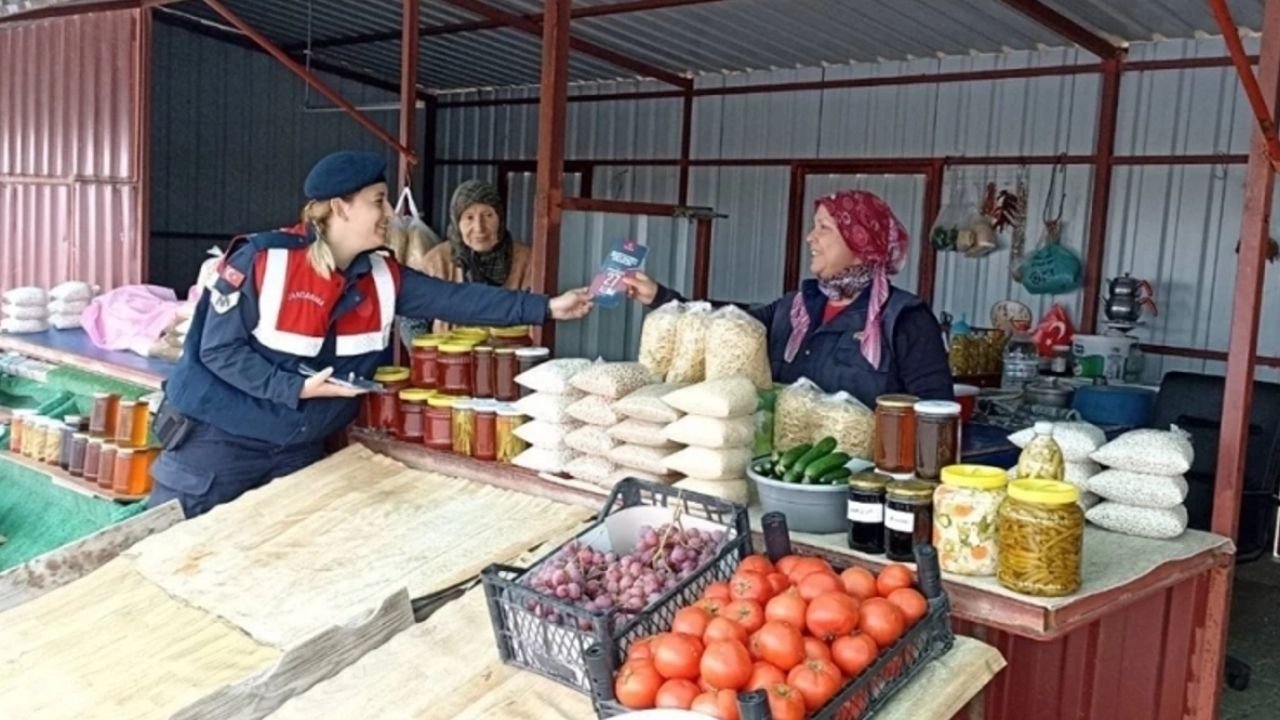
top-left (624, 190), bottom-right (953, 406)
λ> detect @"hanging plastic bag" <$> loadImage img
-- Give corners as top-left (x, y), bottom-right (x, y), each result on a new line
top-left (1021, 221), bottom-right (1082, 295)
top-left (1008, 167), bottom-right (1031, 281)
top-left (400, 190), bottom-right (441, 272)
top-left (1032, 304), bottom-right (1075, 357)
top-left (963, 182), bottom-right (999, 258)
top-left (929, 182), bottom-right (967, 252)
top-left (386, 188), bottom-right (412, 263)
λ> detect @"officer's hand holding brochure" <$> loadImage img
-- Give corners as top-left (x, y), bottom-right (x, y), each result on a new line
top-left (588, 238), bottom-right (648, 308)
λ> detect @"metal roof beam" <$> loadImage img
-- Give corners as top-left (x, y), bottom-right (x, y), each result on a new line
top-left (996, 0), bottom-right (1122, 58)
top-left (441, 0), bottom-right (692, 89)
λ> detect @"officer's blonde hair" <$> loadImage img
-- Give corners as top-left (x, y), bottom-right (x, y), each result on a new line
top-left (301, 200), bottom-right (339, 279)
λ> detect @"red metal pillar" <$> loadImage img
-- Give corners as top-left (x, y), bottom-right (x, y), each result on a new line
top-left (782, 165), bottom-right (806, 292)
top-left (917, 159), bottom-right (944, 304)
top-left (530, 0), bottom-right (572, 347)
top-left (693, 217), bottom-right (712, 300)
top-left (678, 90), bottom-right (694, 205)
top-left (398, 0), bottom-right (419, 190)
top-left (1210, 0), bottom-right (1280, 170)
top-left (1080, 56), bottom-right (1123, 334)
top-left (1196, 1), bottom-right (1280, 716)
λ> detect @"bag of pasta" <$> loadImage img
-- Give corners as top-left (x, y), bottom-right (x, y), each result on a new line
top-left (666, 301), bottom-right (713, 383)
top-left (706, 305), bottom-right (772, 390)
top-left (774, 377), bottom-right (824, 450)
top-left (638, 301), bottom-right (684, 376)
top-left (814, 391), bottom-right (874, 460)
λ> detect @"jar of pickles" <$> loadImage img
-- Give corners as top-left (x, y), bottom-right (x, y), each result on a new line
top-left (473, 400), bottom-right (498, 462)
top-left (997, 479), bottom-right (1084, 597)
top-left (934, 465), bottom-right (1007, 576)
top-left (515, 347), bottom-right (550, 397)
top-left (425, 395), bottom-right (456, 452)
top-left (914, 400), bottom-right (962, 481)
top-left (473, 346), bottom-right (495, 399)
top-left (847, 471), bottom-right (891, 555)
top-left (494, 349), bottom-right (519, 402)
top-left (410, 335), bottom-right (443, 389)
top-left (874, 395), bottom-right (918, 477)
top-left (496, 404), bottom-right (527, 463)
top-left (397, 389), bottom-right (432, 442)
top-left (439, 344), bottom-right (475, 396)
top-left (452, 398), bottom-right (476, 456)
top-left (369, 367), bottom-right (410, 433)
top-left (884, 479), bottom-right (934, 562)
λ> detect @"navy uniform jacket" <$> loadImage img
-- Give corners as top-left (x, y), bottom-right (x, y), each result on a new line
top-left (653, 280), bottom-right (953, 406)
top-left (163, 231), bottom-right (549, 446)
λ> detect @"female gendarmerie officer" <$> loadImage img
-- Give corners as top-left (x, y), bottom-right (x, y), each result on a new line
top-left (625, 190), bottom-right (952, 407)
top-left (150, 151), bottom-right (592, 518)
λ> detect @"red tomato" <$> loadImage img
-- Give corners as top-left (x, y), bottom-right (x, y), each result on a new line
top-left (694, 597), bottom-right (725, 617)
top-left (627, 636), bottom-right (656, 663)
top-left (729, 570), bottom-right (774, 603)
top-left (691, 688), bottom-right (741, 720)
top-left (703, 581), bottom-right (732, 601)
top-left (839, 566), bottom-right (879, 601)
top-left (775, 555), bottom-right (802, 576)
top-left (652, 633), bottom-right (705, 680)
top-left (704, 616), bottom-right (749, 645)
top-left (876, 564), bottom-right (915, 597)
top-left (655, 678), bottom-right (701, 710)
top-left (787, 657), bottom-right (843, 712)
top-left (723, 599), bottom-right (766, 634)
top-left (700, 639), bottom-right (753, 690)
top-left (787, 557), bottom-right (834, 584)
top-left (803, 636), bottom-right (833, 662)
top-left (805, 592), bottom-right (861, 642)
top-left (831, 633), bottom-right (879, 678)
top-left (615, 659), bottom-right (664, 709)
top-left (797, 571), bottom-right (843, 601)
top-left (764, 589), bottom-right (808, 630)
top-left (887, 587), bottom-right (928, 626)
top-left (859, 598), bottom-right (906, 649)
top-left (766, 572), bottom-right (791, 595)
top-left (672, 606), bottom-right (713, 638)
top-left (745, 661), bottom-right (787, 692)
top-left (765, 682), bottom-right (807, 720)
top-left (749, 621), bottom-right (806, 671)
top-left (739, 554), bottom-right (776, 576)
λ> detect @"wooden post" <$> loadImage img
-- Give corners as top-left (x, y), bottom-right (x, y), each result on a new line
top-left (530, 0), bottom-right (572, 348)
top-left (397, 0), bottom-right (419, 190)
top-left (1080, 56), bottom-right (1123, 334)
top-left (693, 217), bottom-right (712, 300)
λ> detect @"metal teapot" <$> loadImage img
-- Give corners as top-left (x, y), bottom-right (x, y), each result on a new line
top-left (1104, 273), bottom-right (1158, 323)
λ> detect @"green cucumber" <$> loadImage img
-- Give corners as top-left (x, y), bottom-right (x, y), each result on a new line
top-left (817, 467), bottom-right (853, 484)
top-left (755, 460), bottom-right (775, 477)
top-left (804, 451), bottom-right (851, 480)
top-left (792, 437), bottom-right (838, 475)
top-left (777, 444), bottom-right (811, 473)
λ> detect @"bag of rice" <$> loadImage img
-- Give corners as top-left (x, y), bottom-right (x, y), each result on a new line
top-left (1086, 502), bottom-right (1188, 539)
top-left (638, 301), bottom-right (683, 376)
top-left (49, 281), bottom-right (93, 302)
top-left (1079, 491), bottom-right (1103, 511)
top-left (667, 301), bottom-right (712, 383)
top-left (2, 287), bottom-right (46, 306)
top-left (513, 391), bottom-right (585, 424)
top-left (515, 358), bottom-right (593, 394)
top-left (614, 383), bottom-right (685, 424)
top-left (564, 455), bottom-right (618, 485)
top-left (1008, 460), bottom-right (1101, 490)
top-left (706, 305), bottom-right (772, 390)
top-left (0, 318), bottom-right (49, 334)
top-left (663, 414), bottom-right (754, 449)
top-left (1087, 469), bottom-right (1188, 509)
top-left (569, 361), bottom-right (657, 400)
top-left (814, 391), bottom-right (874, 459)
top-left (1089, 426), bottom-right (1194, 476)
top-left (512, 446), bottom-right (579, 474)
top-left (608, 444), bottom-right (678, 476)
top-left (664, 446), bottom-right (752, 481)
top-left (48, 313), bottom-right (82, 330)
top-left (564, 425), bottom-right (620, 457)
top-left (1, 303), bottom-right (48, 320)
top-left (47, 298), bottom-right (88, 315)
top-left (1009, 421), bottom-right (1106, 462)
top-left (514, 420), bottom-right (583, 449)
top-left (608, 418), bottom-right (678, 448)
top-left (673, 477), bottom-right (750, 505)
top-left (775, 377), bottom-right (824, 450)
top-left (603, 468), bottom-right (680, 487)
top-left (663, 378), bottom-right (757, 419)
top-left (566, 394), bottom-right (623, 426)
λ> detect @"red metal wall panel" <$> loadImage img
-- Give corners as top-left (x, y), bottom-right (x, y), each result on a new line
top-left (0, 9), bottom-right (145, 292)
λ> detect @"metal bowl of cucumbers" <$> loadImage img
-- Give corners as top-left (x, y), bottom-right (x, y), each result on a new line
top-left (748, 437), bottom-right (874, 535)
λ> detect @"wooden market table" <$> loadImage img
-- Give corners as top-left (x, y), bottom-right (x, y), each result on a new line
top-left (0, 329), bottom-right (170, 391)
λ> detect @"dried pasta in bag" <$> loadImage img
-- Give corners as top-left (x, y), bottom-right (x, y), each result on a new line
top-left (638, 301), bottom-right (684, 376)
top-left (774, 377), bottom-right (824, 450)
top-left (666, 301), bottom-right (712, 383)
top-left (706, 305), bottom-right (772, 390)
top-left (814, 391), bottom-right (875, 459)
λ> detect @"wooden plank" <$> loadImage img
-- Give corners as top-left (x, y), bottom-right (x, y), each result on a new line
top-left (0, 500), bottom-right (182, 612)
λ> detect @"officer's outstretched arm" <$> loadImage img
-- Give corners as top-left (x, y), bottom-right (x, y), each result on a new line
top-left (395, 266), bottom-right (550, 328)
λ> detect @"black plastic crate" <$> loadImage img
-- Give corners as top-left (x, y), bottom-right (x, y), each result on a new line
top-left (481, 478), bottom-right (752, 692)
top-left (584, 518), bottom-right (954, 720)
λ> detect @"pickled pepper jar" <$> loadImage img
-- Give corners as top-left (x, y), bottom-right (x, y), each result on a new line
top-left (933, 465), bottom-right (1007, 576)
top-left (914, 400), bottom-right (962, 482)
top-left (884, 479), bottom-right (935, 562)
top-left (495, 404), bottom-right (527, 463)
top-left (996, 479), bottom-right (1083, 597)
top-left (874, 394), bottom-right (918, 477)
top-left (452, 398), bottom-right (476, 456)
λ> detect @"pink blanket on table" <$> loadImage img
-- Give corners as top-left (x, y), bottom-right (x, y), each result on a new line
top-left (82, 285), bottom-right (187, 356)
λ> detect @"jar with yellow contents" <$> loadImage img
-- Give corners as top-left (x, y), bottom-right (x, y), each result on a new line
top-left (451, 398), bottom-right (476, 456)
top-left (933, 465), bottom-right (1008, 576)
top-left (997, 479), bottom-right (1084, 597)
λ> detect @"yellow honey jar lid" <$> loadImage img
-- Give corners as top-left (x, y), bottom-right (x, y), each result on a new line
top-left (940, 465), bottom-right (1008, 490)
top-left (411, 335), bottom-right (444, 348)
top-left (427, 395), bottom-right (457, 409)
top-left (1008, 479), bottom-right (1079, 505)
top-left (399, 388), bottom-right (434, 402)
top-left (373, 366), bottom-right (410, 383)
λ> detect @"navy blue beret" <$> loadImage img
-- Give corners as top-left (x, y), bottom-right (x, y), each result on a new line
top-left (303, 151), bottom-right (387, 201)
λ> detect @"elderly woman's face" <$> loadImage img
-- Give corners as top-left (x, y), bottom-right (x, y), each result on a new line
top-left (806, 205), bottom-right (858, 280)
top-left (459, 202), bottom-right (501, 253)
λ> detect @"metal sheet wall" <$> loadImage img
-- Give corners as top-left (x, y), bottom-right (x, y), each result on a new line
top-left (148, 19), bottom-right (425, 292)
top-left (0, 10), bottom-right (144, 293)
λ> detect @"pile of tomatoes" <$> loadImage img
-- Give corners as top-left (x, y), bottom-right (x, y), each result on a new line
top-left (612, 554), bottom-right (927, 719)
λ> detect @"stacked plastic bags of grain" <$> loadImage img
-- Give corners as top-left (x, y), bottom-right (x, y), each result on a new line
top-left (607, 382), bottom-right (686, 487)
top-left (1084, 426), bottom-right (1193, 539)
top-left (2, 287), bottom-right (49, 333)
top-left (660, 377), bottom-right (757, 503)
top-left (45, 281), bottom-right (94, 330)
top-left (560, 362), bottom-right (659, 488)
top-left (1008, 421), bottom-right (1106, 510)
top-left (510, 358), bottom-right (592, 474)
